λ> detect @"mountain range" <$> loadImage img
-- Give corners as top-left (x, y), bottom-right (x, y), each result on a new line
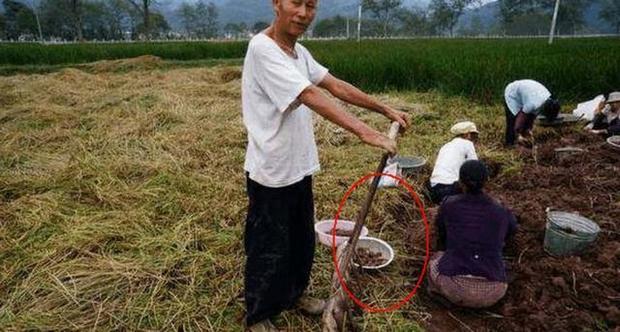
top-left (458, 1), bottom-right (613, 34)
top-left (0, 0), bottom-right (614, 34)
top-left (160, 0), bottom-right (614, 34)
top-left (158, 0), bottom-right (464, 29)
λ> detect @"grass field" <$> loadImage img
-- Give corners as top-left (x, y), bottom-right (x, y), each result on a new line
top-left (0, 56), bottom-right (527, 330)
top-left (3, 38), bottom-right (620, 101)
top-left (0, 41), bottom-right (247, 65)
top-left (1, 37), bottom-right (618, 330)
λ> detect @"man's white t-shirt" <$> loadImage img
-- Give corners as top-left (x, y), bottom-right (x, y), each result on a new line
top-left (242, 33), bottom-right (329, 188)
top-left (430, 137), bottom-right (478, 186)
top-left (504, 79), bottom-right (551, 116)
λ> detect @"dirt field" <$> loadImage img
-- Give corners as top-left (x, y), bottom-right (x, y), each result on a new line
top-left (401, 130), bottom-right (619, 331)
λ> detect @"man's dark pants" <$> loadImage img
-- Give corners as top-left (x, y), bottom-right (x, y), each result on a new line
top-left (244, 174), bottom-right (315, 326)
top-left (427, 181), bottom-right (462, 205)
top-left (504, 102), bottom-right (517, 146)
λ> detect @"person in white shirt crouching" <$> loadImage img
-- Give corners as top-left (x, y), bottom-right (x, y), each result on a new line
top-left (427, 121), bottom-right (479, 204)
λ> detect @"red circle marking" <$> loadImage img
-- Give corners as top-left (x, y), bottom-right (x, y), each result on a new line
top-left (331, 172), bottom-right (430, 313)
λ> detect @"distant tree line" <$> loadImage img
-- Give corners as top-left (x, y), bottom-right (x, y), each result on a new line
top-left (1, 0), bottom-right (167, 40)
top-left (0, 0), bottom-right (218, 41)
top-left (314, 0), bottom-right (620, 38)
top-left (1, 0), bottom-right (619, 42)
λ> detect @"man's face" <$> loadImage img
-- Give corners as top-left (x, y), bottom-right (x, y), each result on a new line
top-left (610, 101), bottom-right (620, 113)
top-left (467, 132), bottom-right (479, 143)
top-left (273, 0), bottom-right (317, 37)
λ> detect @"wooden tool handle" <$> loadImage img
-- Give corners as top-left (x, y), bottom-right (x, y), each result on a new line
top-left (387, 121), bottom-right (400, 140)
top-left (323, 121), bottom-right (404, 332)
top-left (337, 121), bottom-right (401, 278)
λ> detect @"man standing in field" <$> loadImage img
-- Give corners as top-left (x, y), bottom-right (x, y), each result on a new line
top-left (241, 0), bottom-right (410, 330)
top-left (503, 79), bottom-right (560, 147)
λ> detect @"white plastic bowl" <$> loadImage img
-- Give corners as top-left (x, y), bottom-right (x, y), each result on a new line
top-left (348, 236), bottom-right (394, 270)
top-left (607, 135), bottom-right (620, 152)
top-left (314, 219), bottom-right (369, 247)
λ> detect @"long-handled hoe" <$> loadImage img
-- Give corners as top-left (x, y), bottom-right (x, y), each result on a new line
top-left (322, 122), bottom-right (400, 332)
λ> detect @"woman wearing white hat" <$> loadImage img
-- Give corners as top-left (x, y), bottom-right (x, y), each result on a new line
top-left (427, 121), bottom-right (479, 204)
top-left (589, 91), bottom-right (620, 137)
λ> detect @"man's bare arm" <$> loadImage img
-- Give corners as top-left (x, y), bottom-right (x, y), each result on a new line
top-left (299, 85), bottom-right (396, 154)
top-left (318, 74), bottom-right (410, 129)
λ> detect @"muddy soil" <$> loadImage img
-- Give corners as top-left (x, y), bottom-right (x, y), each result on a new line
top-left (353, 248), bottom-right (388, 267)
top-left (403, 131), bottom-right (619, 331)
top-left (335, 228), bottom-right (355, 237)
